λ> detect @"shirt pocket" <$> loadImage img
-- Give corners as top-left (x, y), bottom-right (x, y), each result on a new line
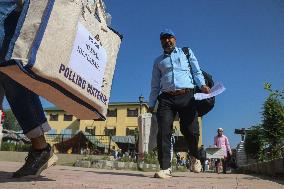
top-left (177, 57), bottom-right (190, 71)
top-left (159, 59), bottom-right (173, 74)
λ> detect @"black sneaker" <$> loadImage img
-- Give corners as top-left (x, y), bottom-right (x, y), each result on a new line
top-left (12, 144), bottom-right (58, 178)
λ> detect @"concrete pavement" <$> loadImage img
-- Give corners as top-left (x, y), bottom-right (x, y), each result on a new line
top-left (0, 161), bottom-right (283, 189)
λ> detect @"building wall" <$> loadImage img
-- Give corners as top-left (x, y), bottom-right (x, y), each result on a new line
top-left (45, 103), bottom-right (203, 146)
top-left (47, 110), bottom-right (80, 134)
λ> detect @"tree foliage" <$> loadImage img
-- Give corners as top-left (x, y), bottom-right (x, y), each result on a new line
top-left (261, 96), bottom-right (284, 159)
top-left (264, 83), bottom-right (284, 100)
top-left (2, 109), bottom-right (21, 131)
top-left (244, 83), bottom-right (284, 161)
top-left (244, 125), bottom-right (264, 160)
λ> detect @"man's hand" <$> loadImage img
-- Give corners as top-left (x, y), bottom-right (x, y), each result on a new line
top-left (148, 107), bottom-right (154, 113)
top-left (201, 85), bottom-right (210, 94)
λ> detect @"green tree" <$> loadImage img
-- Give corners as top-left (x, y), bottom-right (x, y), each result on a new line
top-left (3, 109), bottom-right (21, 131)
top-left (244, 125), bottom-right (264, 160)
top-left (244, 83), bottom-right (284, 161)
top-left (261, 96), bottom-right (284, 159)
top-left (263, 83), bottom-right (284, 159)
top-left (264, 83), bottom-right (284, 100)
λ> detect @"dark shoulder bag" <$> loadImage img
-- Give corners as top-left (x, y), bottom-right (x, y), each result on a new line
top-left (182, 47), bottom-right (215, 117)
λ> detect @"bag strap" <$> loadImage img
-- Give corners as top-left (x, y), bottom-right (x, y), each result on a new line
top-left (182, 47), bottom-right (190, 60)
top-left (182, 47), bottom-right (196, 84)
top-left (182, 47), bottom-right (193, 70)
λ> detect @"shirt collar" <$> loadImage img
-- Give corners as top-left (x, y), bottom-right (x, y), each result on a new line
top-left (163, 46), bottom-right (178, 56)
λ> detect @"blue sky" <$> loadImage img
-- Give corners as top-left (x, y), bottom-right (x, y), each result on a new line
top-left (4, 0), bottom-right (284, 148)
top-left (106, 0), bottom-right (284, 148)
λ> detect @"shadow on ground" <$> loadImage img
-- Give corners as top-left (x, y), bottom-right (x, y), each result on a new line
top-left (0, 171), bottom-right (56, 183)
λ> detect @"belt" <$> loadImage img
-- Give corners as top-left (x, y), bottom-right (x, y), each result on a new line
top-left (165, 88), bottom-right (193, 96)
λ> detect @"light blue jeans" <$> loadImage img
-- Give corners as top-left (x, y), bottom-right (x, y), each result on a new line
top-left (0, 1), bottom-right (51, 138)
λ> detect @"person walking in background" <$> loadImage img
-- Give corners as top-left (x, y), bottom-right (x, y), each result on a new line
top-left (148, 28), bottom-right (210, 178)
top-left (214, 128), bottom-right (232, 174)
top-left (198, 145), bottom-right (207, 172)
top-left (0, 0), bottom-right (57, 178)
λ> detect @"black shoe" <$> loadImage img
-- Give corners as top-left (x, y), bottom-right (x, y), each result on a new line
top-left (12, 144), bottom-right (58, 178)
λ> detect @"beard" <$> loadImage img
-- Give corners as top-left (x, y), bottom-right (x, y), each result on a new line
top-left (162, 43), bottom-right (175, 53)
top-left (162, 44), bottom-right (175, 52)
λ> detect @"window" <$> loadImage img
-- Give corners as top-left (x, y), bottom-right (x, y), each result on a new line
top-left (126, 127), bottom-right (138, 136)
top-left (107, 109), bottom-right (117, 117)
top-left (85, 127), bottom-right (96, 135)
top-left (49, 114), bottom-right (58, 121)
top-left (127, 108), bottom-right (138, 117)
top-left (64, 114), bottom-right (73, 121)
top-left (105, 128), bottom-right (116, 136)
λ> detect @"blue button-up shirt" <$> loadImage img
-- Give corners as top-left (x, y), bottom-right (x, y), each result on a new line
top-left (148, 47), bottom-right (205, 108)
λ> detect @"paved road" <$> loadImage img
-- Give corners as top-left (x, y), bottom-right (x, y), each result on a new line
top-left (0, 161), bottom-right (283, 189)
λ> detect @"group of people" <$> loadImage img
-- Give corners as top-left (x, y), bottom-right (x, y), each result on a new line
top-left (174, 128), bottom-right (232, 174)
top-left (175, 152), bottom-right (188, 167)
top-left (198, 128), bottom-right (232, 173)
top-left (0, 0), bottom-right (228, 180)
top-left (110, 148), bottom-right (138, 161)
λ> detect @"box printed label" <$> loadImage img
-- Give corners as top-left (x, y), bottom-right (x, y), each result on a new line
top-left (69, 22), bottom-right (107, 91)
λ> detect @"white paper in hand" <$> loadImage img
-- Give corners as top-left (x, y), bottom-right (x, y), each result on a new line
top-left (194, 82), bottom-right (226, 100)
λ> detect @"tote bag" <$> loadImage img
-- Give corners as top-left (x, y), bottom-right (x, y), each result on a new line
top-left (0, 0), bottom-right (122, 120)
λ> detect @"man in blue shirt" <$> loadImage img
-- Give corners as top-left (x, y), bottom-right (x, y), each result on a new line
top-left (149, 29), bottom-right (210, 178)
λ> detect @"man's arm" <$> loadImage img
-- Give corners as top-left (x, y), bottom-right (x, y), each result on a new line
top-left (148, 61), bottom-right (161, 113)
top-left (188, 48), bottom-right (210, 94)
top-left (225, 136), bottom-right (232, 155)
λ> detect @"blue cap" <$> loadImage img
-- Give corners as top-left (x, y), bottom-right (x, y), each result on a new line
top-left (160, 29), bottom-right (176, 38)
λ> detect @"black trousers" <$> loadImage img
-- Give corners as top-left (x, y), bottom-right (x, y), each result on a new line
top-left (156, 91), bottom-right (199, 170)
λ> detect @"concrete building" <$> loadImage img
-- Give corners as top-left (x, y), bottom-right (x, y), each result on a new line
top-left (44, 102), bottom-right (203, 149)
